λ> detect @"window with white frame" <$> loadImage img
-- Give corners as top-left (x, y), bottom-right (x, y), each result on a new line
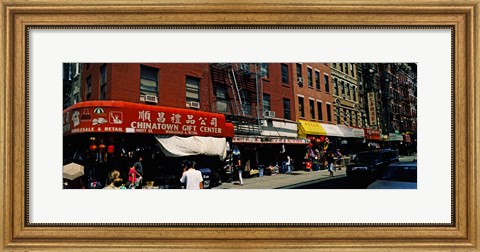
top-left (186, 76), bottom-right (200, 103)
top-left (140, 65), bottom-right (159, 97)
top-left (216, 86), bottom-right (229, 113)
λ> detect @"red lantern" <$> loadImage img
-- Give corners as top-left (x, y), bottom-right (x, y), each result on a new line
top-left (89, 145), bottom-right (97, 151)
top-left (98, 144), bottom-right (106, 150)
top-left (107, 145), bottom-right (115, 154)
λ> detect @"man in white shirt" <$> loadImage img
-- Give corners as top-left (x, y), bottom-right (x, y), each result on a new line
top-left (179, 160), bottom-right (204, 189)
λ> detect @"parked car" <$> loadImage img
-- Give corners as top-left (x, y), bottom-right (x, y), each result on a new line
top-left (346, 149), bottom-right (399, 180)
top-left (367, 162), bottom-right (417, 189)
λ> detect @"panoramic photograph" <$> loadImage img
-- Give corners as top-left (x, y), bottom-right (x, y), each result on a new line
top-left (62, 63), bottom-right (417, 190)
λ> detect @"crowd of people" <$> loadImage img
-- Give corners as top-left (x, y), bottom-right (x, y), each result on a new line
top-left (100, 157), bottom-right (207, 190)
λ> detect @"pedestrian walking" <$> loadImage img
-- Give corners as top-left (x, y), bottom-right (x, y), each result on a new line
top-left (133, 156), bottom-right (144, 187)
top-left (326, 151), bottom-right (335, 177)
top-left (179, 159), bottom-right (204, 189)
top-left (128, 165), bottom-right (141, 189)
top-left (232, 145), bottom-right (243, 186)
top-left (285, 155), bottom-right (292, 173)
top-left (335, 149), bottom-right (343, 170)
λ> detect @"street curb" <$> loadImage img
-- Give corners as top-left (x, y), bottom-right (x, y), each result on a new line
top-left (276, 174), bottom-right (347, 189)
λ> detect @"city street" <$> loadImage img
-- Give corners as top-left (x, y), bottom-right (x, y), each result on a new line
top-left (214, 154), bottom-right (416, 189)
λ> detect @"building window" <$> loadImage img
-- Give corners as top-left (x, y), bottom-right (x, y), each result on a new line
top-left (100, 64), bottom-right (107, 100)
top-left (263, 93), bottom-right (271, 111)
top-left (324, 74), bottom-right (330, 93)
top-left (307, 68), bottom-right (313, 88)
top-left (346, 64), bottom-right (350, 75)
top-left (296, 63), bottom-right (302, 78)
top-left (261, 63), bottom-right (269, 78)
top-left (340, 63), bottom-right (344, 72)
top-left (327, 103), bottom-right (332, 122)
top-left (352, 86), bottom-right (357, 101)
top-left (242, 90), bottom-right (251, 115)
top-left (298, 96), bottom-right (305, 118)
top-left (281, 64), bottom-right (289, 84)
top-left (317, 101), bottom-right (323, 121)
top-left (347, 84), bottom-right (351, 99)
top-left (86, 76), bottom-right (92, 101)
top-left (73, 94), bottom-right (80, 104)
top-left (283, 98), bottom-right (291, 120)
top-left (352, 111), bottom-right (357, 127)
top-left (309, 99), bottom-right (315, 119)
top-left (346, 110), bottom-right (351, 125)
top-left (186, 76), bottom-right (200, 103)
top-left (140, 65), bottom-right (159, 96)
top-left (351, 64), bottom-right (355, 77)
top-left (240, 63), bottom-right (250, 71)
top-left (315, 70), bottom-right (320, 90)
top-left (334, 78), bottom-right (338, 95)
top-left (336, 106), bottom-right (341, 124)
top-left (333, 63), bottom-right (337, 68)
top-left (216, 86), bottom-right (229, 113)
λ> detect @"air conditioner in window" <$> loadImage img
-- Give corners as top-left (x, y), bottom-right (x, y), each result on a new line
top-left (297, 77), bottom-right (304, 86)
top-left (187, 101), bottom-right (200, 109)
top-left (263, 110), bottom-right (275, 118)
top-left (144, 94), bottom-right (158, 104)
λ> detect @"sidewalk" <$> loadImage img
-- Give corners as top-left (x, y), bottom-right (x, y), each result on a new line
top-left (399, 154), bottom-right (417, 162)
top-left (213, 168), bottom-right (346, 189)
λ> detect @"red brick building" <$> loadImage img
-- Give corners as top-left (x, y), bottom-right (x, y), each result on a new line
top-left (292, 63), bottom-right (334, 123)
top-left (81, 63), bottom-right (214, 111)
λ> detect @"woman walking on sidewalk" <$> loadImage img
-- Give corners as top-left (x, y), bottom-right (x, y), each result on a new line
top-left (326, 151), bottom-right (335, 177)
top-left (232, 145), bottom-right (243, 186)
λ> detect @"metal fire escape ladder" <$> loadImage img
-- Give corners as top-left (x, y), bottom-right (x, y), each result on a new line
top-left (229, 66), bottom-right (245, 116)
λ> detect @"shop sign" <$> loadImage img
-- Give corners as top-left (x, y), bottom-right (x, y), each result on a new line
top-left (233, 136), bottom-right (262, 143)
top-left (269, 138), bottom-right (310, 144)
top-left (367, 92), bottom-right (377, 126)
top-left (64, 104), bottom-right (227, 137)
top-left (364, 128), bottom-right (381, 140)
top-left (233, 136), bottom-right (309, 144)
top-left (388, 133), bottom-right (404, 141)
top-left (351, 128), bottom-right (365, 138)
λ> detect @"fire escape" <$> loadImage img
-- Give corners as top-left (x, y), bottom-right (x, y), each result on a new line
top-left (210, 63), bottom-right (262, 135)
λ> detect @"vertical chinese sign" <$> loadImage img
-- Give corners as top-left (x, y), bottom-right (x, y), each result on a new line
top-left (367, 92), bottom-right (377, 127)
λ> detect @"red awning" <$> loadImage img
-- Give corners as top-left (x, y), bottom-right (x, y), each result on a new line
top-left (364, 128), bottom-right (381, 141)
top-left (63, 101), bottom-right (234, 138)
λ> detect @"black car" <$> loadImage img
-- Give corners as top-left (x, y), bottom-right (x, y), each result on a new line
top-left (367, 162), bottom-right (417, 189)
top-left (346, 149), bottom-right (399, 180)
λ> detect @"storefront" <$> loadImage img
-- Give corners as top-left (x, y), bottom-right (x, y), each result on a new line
top-left (232, 119), bottom-right (309, 173)
top-left (388, 132), bottom-right (405, 154)
top-left (296, 120), bottom-right (345, 170)
top-left (401, 133), bottom-right (416, 155)
top-left (63, 101), bottom-right (234, 188)
top-left (337, 125), bottom-right (366, 155)
top-left (297, 120), bottom-right (344, 150)
top-left (364, 128), bottom-right (382, 150)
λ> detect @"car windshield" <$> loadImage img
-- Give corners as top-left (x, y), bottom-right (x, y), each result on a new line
top-left (381, 165), bottom-right (417, 182)
top-left (353, 153), bottom-right (382, 163)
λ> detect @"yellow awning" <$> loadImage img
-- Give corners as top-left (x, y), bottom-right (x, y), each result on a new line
top-left (297, 120), bottom-right (327, 138)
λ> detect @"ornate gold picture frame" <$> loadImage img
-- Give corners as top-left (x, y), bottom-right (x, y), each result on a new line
top-left (1, 0), bottom-right (478, 251)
